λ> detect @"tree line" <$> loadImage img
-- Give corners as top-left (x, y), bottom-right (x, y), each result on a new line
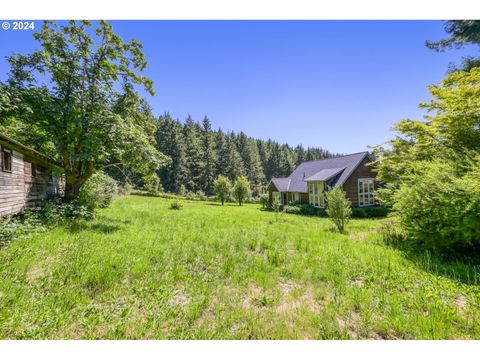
top-left (152, 113), bottom-right (339, 196)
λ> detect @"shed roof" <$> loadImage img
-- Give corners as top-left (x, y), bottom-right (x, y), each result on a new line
top-left (0, 133), bottom-right (62, 170)
top-left (304, 167), bottom-right (345, 182)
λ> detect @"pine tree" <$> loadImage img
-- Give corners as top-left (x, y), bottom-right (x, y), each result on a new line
top-left (183, 115), bottom-right (204, 192)
top-left (156, 114), bottom-right (188, 193)
top-left (199, 116), bottom-right (217, 195)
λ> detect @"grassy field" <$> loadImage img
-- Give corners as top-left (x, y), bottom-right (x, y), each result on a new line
top-left (0, 195), bottom-right (479, 339)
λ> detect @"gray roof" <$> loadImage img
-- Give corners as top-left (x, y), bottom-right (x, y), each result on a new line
top-left (304, 167), bottom-right (345, 182)
top-left (270, 152), bottom-right (368, 193)
top-left (271, 177), bottom-right (290, 192)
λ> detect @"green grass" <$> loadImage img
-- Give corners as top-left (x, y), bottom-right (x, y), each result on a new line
top-left (0, 195), bottom-right (479, 339)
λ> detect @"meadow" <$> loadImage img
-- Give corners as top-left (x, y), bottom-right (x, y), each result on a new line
top-left (0, 195), bottom-right (478, 339)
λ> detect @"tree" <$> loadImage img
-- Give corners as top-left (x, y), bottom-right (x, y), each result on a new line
top-left (183, 115), bottom-right (204, 192)
top-left (199, 116), bottom-right (217, 195)
top-left (0, 20), bottom-right (168, 199)
top-left (325, 187), bottom-right (352, 234)
top-left (156, 114), bottom-right (188, 193)
top-left (213, 176), bottom-right (232, 205)
top-left (427, 21), bottom-right (480, 72)
top-left (233, 176), bottom-right (252, 206)
top-left (143, 173), bottom-right (162, 196)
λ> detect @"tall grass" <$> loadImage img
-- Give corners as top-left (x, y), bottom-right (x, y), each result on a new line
top-left (0, 196), bottom-right (478, 339)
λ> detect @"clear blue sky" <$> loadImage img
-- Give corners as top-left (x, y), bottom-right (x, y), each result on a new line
top-left (0, 20), bottom-right (477, 154)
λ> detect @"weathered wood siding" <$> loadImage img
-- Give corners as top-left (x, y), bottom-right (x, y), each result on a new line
top-left (341, 157), bottom-right (378, 208)
top-left (0, 150), bottom-right (26, 215)
top-left (1, 151), bottom-right (64, 216)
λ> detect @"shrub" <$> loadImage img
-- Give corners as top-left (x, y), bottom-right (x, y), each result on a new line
top-left (170, 200), bottom-right (183, 210)
top-left (272, 197), bottom-right (281, 222)
top-left (233, 176), bottom-right (252, 206)
top-left (351, 206), bottom-right (389, 218)
top-left (214, 176), bottom-right (232, 205)
top-left (196, 190), bottom-right (207, 201)
top-left (185, 192), bottom-right (197, 200)
top-left (259, 193), bottom-right (270, 209)
top-left (392, 158), bottom-right (480, 252)
top-left (325, 186), bottom-right (352, 233)
top-left (283, 205), bottom-right (300, 214)
top-left (118, 182), bottom-right (133, 196)
top-left (78, 172), bottom-right (118, 210)
top-left (178, 184), bottom-right (187, 196)
top-left (143, 173), bottom-right (162, 196)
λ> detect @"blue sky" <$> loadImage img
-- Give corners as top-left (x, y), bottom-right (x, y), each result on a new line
top-left (0, 20), bottom-right (477, 153)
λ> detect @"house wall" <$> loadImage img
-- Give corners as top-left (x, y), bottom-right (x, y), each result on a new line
top-left (0, 150), bottom-right (26, 215)
top-left (341, 157), bottom-right (378, 207)
top-left (1, 149), bottom-right (63, 216)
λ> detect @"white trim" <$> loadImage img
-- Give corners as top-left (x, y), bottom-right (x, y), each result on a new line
top-left (308, 181), bottom-right (325, 208)
top-left (358, 178), bottom-right (375, 207)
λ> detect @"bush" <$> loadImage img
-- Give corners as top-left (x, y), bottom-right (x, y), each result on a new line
top-left (196, 190), bottom-right (207, 201)
top-left (325, 186), bottom-right (352, 233)
top-left (143, 174), bottom-right (162, 196)
top-left (392, 158), bottom-right (480, 252)
top-left (1, 197), bottom-right (94, 247)
top-left (118, 182), bottom-right (133, 196)
top-left (78, 172), bottom-right (118, 210)
top-left (178, 184), bottom-right (187, 196)
top-left (259, 193), bottom-right (270, 209)
top-left (185, 192), bottom-right (197, 201)
top-left (351, 206), bottom-right (389, 218)
top-left (214, 176), bottom-right (232, 205)
top-left (283, 205), bottom-right (301, 214)
top-left (233, 176), bottom-right (252, 206)
top-left (169, 200), bottom-right (183, 210)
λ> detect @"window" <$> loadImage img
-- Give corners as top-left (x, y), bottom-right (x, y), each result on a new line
top-left (358, 178), bottom-right (375, 206)
top-left (308, 181), bottom-right (325, 208)
top-left (31, 163), bottom-right (37, 177)
top-left (272, 191), bottom-right (281, 203)
top-left (1, 146), bottom-right (12, 172)
top-left (292, 192), bottom-right (300, 202)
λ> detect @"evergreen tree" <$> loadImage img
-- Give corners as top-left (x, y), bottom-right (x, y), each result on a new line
top-left (183, 115), bottom-right (204, 192)
top-left (156, 114), bottom-right (188, 193)
top-left (199, 116), bottom-right (217, 195)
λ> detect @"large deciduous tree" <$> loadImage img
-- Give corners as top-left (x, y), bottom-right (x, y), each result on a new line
top-left (0, 20), bottom-right (168, 199)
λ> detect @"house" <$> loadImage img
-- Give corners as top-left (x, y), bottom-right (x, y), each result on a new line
top-left (0, 133), bottom-right (64, 216)
top-left (268, 151), bottom-right (378, 208)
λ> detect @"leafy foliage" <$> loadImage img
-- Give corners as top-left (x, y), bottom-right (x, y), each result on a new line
top-left (143, 173), bottom-right (163, 196)
top-left (169, 199), bottom-right (183, 210)
top-left (325, 187), bottom-right (352, 233)
top-left (392, 158), bottom-right (480, 252)
top-left (0, 20), bottom-right (168, 199)
top-left (233, 176), bottom-right (252, 206)
top-left (77, 172), bottom-right (118, 210)
top-left (213, 176), bottom-right (232, 205)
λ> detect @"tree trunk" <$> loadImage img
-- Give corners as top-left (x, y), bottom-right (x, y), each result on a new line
top-left (64, 179), bottom-right (83, 200)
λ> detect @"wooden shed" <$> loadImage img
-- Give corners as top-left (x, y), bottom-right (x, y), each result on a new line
top-left (0, 133), bottom-right (64, 216)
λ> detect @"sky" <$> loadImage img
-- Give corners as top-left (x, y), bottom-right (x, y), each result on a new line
top-left (0, 20), bottom-right (477, 154)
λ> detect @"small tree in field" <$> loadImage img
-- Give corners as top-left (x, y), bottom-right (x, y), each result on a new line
top-left (213, 176), bottom-right (232, 205)
top-left (325, 186), bottom-right (352, 233)
top-left (233, 176), bottom-right (252, 206)
top-left (144, 173), bottom-right (162, 196)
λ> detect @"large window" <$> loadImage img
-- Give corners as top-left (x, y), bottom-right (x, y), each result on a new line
top-left (358, 178), bottom-right (375, 206)
top-left (272, 191), bottom-right (281, 203)
top-left (1, 146), bottom-right (12, 173)
top-left (292, 192), bottom-right (300, 202)
top-left (308, 182), bottom-right (325, 208)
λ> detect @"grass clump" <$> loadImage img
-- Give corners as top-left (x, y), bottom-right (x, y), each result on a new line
top-left (169, 199), bottom-right (183, 210)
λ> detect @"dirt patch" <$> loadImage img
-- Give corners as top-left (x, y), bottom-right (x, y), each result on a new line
top-left (26, 266), bottom-right (45, 282)
top-left (351, 277), bottom-right (364, 287)
top-left (276, 281), bottom-right (321, 313)
top-left (242, 284), bottom-right (266, 311)
top-left (455, 295), bottom-right (468, 315)
top-left (337, 310), bottom-right (362, 339)
top-left (169, 288), bottom-right (189, 307)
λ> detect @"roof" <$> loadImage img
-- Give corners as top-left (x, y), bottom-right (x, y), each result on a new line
top-left (0, 133), bottom-right (62, 170)
top-left (270, 152), bottom-right (369, 193)
top-left (271, 177), bottom-right (290, 192)
top-left (304, 167), bottom-right (345, 182)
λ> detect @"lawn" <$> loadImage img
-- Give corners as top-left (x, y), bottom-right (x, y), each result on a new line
top-left (0, 195), bottom-right (479, 339)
